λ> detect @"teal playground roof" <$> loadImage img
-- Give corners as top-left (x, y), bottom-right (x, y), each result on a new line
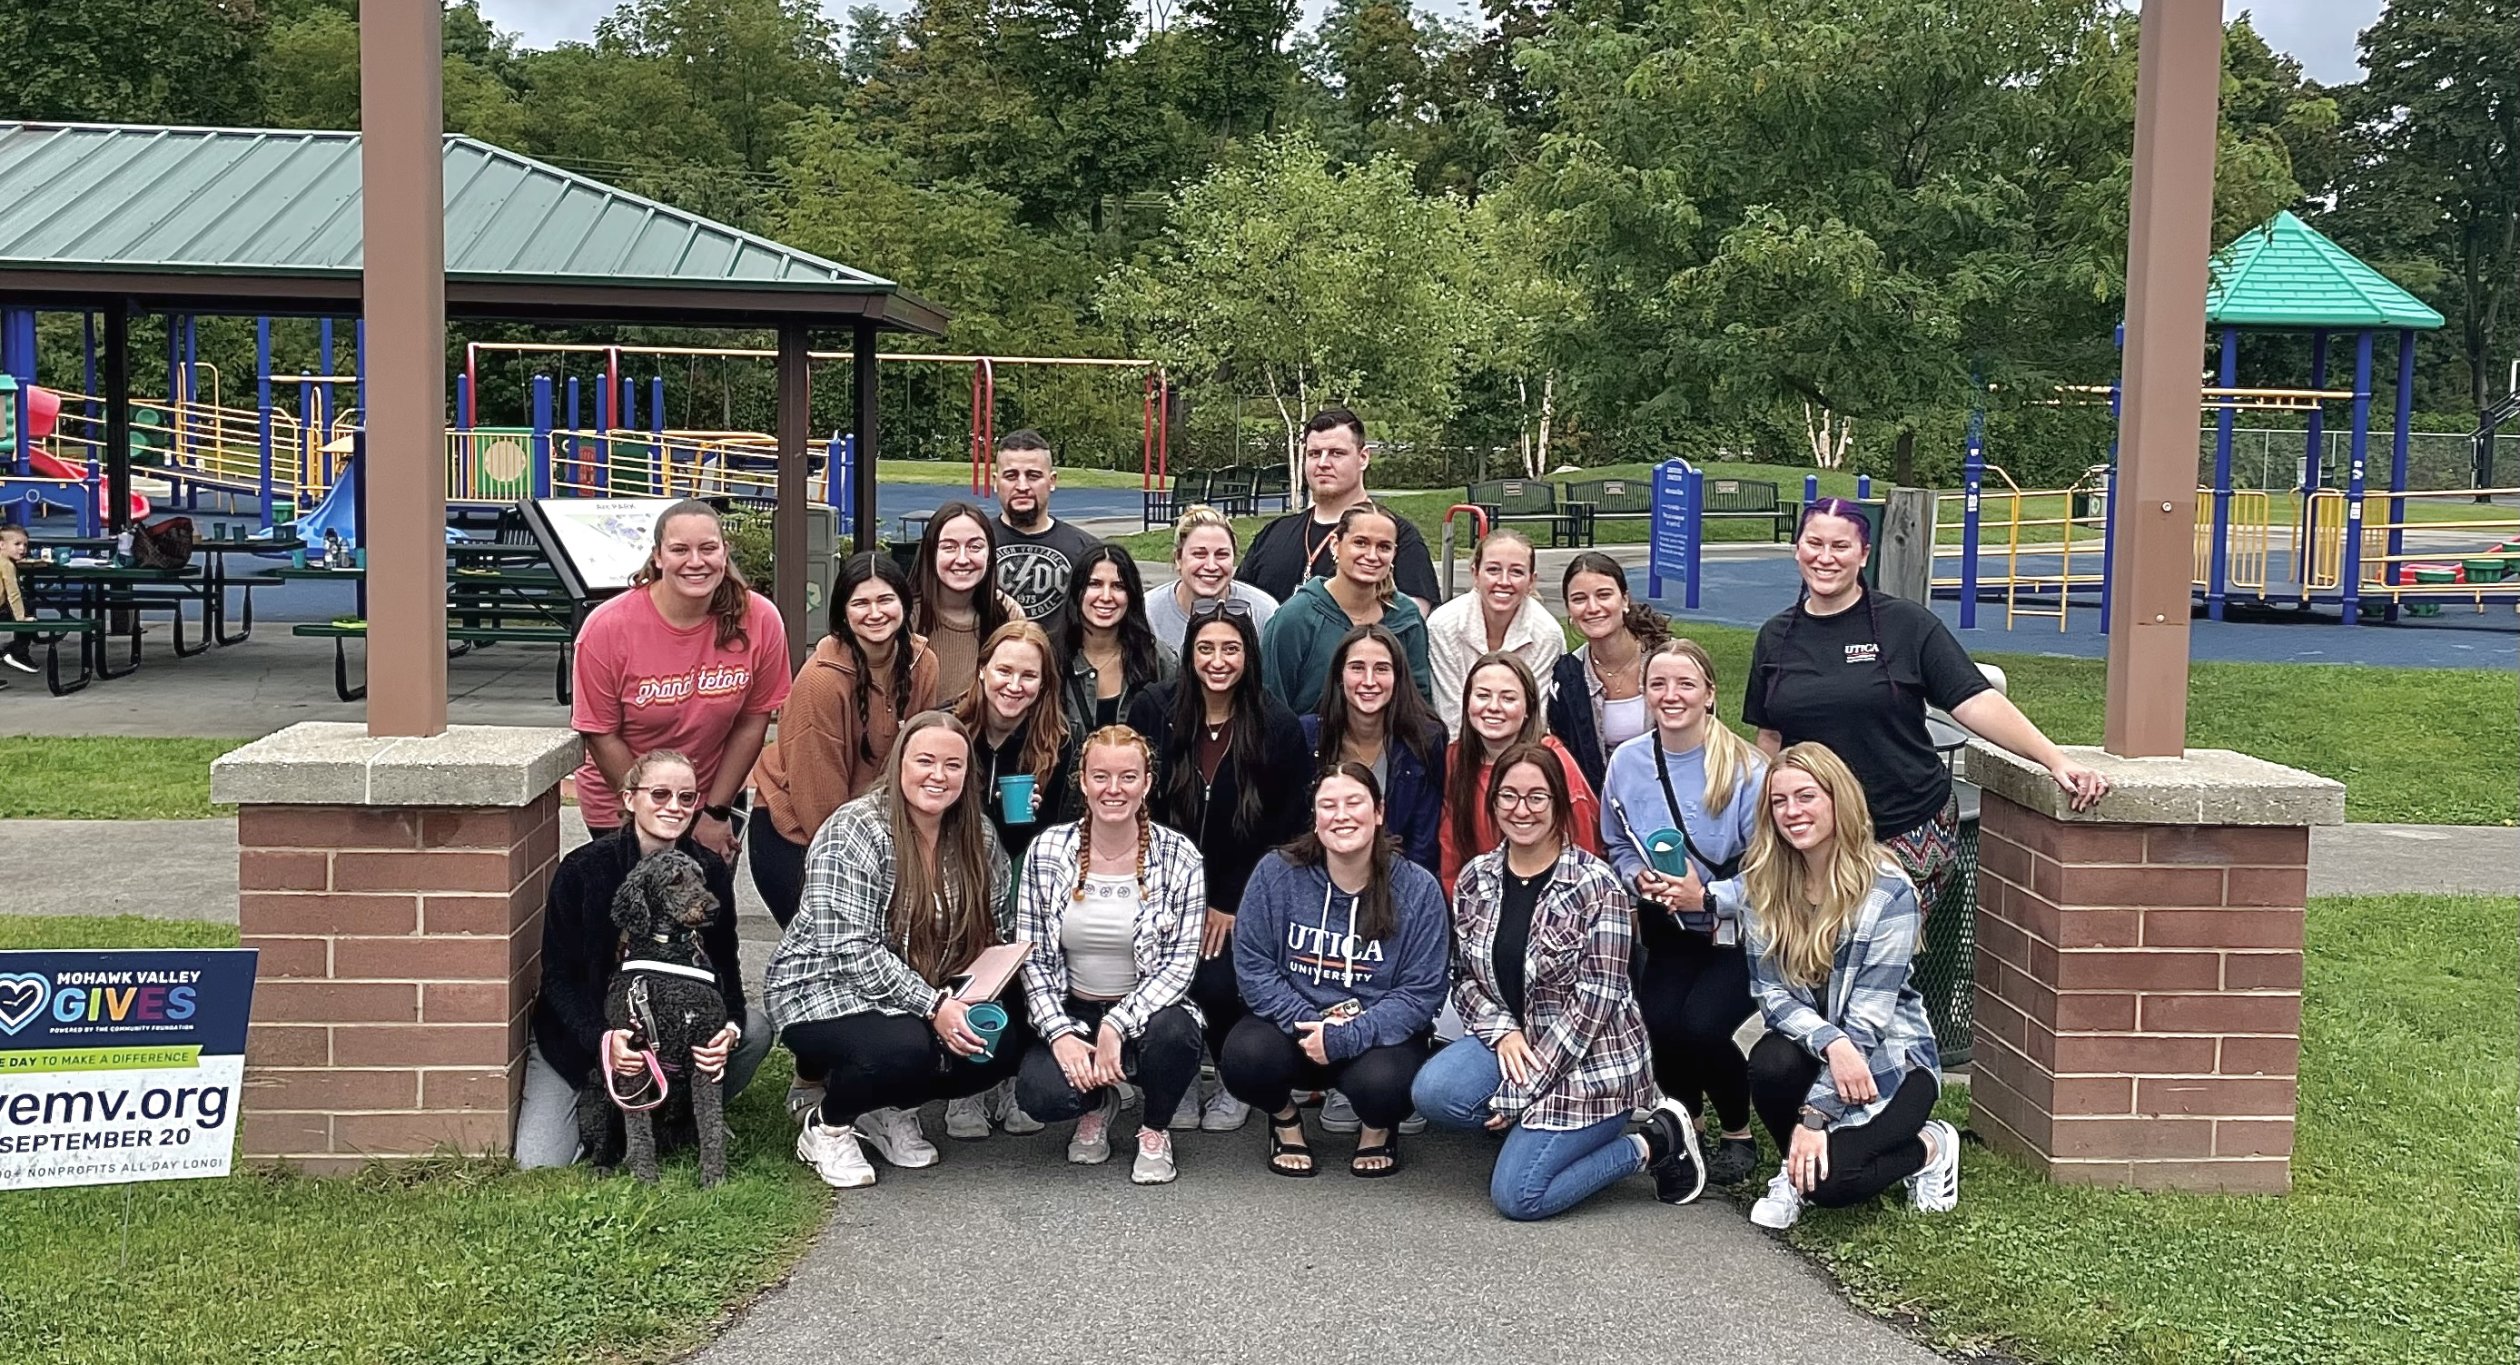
top-left (2205, 211), bottom-right (2444, 332)
top-left (0, 122), bottom-right (946, 333)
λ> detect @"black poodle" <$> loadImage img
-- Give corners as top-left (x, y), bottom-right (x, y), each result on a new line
top-left (576, 850), bottom-right (731, 1187)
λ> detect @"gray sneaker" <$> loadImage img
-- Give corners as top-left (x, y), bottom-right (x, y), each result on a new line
top-left (1167, 1084), bottom-right (1206, 1132)
top-left (943, 1093), bottom-right (992, 1140)
top-left (1319, 1090), bottom-right (1361, 1134)
top-left (1199, 1088), bottom-right (1251, 1132)
top-left (1130, 1128), bottom-right (1178, 1184)
top-left (1068, 1090), bottom-right (1119, 1165)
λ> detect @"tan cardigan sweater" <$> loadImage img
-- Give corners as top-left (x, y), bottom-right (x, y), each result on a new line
top-left (751, 633), bottom-right (940, 845)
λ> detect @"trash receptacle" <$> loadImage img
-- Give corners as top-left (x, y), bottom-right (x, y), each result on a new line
top-left (1914, 779), bottom-right (1980, 1067)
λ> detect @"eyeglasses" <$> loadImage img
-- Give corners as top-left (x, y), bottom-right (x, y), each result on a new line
top-left (1189, 597), bottom-right (1253, 620)
top-left (1493, 789), bottom-right (1553, 811)
top-left (640, 787), bottom-right (702, 808)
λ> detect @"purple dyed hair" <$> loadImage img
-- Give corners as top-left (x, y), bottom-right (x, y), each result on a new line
top-left (1799, 498), bottom-right (1871, 548)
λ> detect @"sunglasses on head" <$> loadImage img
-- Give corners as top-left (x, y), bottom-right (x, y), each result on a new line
top-left (1190, 597), bottom-right (1253, 620)
top-left (640, 787), bottom-right (702, 808)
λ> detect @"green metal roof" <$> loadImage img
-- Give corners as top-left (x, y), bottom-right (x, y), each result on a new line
top-left (2204, 211), bottom-right (2444, 332)
top-left (0, 122), bottom-right (945, 332)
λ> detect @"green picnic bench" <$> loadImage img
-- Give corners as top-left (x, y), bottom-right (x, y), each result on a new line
top-left (294, 620), bottom-right (577, 704)
top-left (1699, 477), bottom-right (1797, 541)
top-left (0, 616), bottom-right (105, 695)
top-left (1466, 479), bottom-right (1579, 547)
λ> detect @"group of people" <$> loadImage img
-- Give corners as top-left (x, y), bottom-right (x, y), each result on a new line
top-left (523, 407), bottom-right (2110, 1228)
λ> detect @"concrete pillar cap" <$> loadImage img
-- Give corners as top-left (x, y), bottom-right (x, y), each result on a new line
top-left (211, 722), bottom-right (581, 808)
top-left (1963, 741), bottom-right (2345, 827)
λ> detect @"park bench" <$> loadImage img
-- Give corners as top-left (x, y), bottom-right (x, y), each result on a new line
top-left (1560, 476), bottom-right (1651, 547)
top-left (295, 619), bottom-right (576, 705)
top-left (0, 615), bottom-right (103, 695)
top-left (1467, 479), bottom-right (1578, 547)
top-left (1248, 464), bottom-right (1292, 513)
top-left (1141, 468), bottom-right (1214, 530)
top-left (1699, 477), bottom-right (1797, 541)
top-left (1210, 464), bottom-right (1260, 517)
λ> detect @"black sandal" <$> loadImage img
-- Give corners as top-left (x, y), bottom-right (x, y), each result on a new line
top-left (1350, 1129), bottom-right (1402, 1179)
top-left (1266, 1111), bottom-right (1316, 1178)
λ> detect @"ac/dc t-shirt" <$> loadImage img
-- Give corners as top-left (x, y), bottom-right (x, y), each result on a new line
top-left (1741, 591), bottom-right (1992, 835)
top-left (570, 588), bottom-right (792, 827)
top-left (993, 517), bottom-right (1103, 623)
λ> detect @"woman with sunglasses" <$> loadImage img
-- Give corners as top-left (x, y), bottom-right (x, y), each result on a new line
top-left (1599, 639), bottom-right (1768, 1193)
top-left (1145, 504), bottom-right (1278, 663)
top-left (1412, 744), bottom-right (1700, 1218)
top-left (1060, 544), bottom-right (1175, 737)
top-left (1301, 623), bottom-right (1446, 880)
top-left (1747, 499), bottom-right (2106, 913)
top-left (1128, 599), bottom-right (1311, 1132)
top-left (519, 749), bottom-right (768, 1169)
top-left (910, 500), bottom-right (1026, 706)
top-left (1260, 502), bottom-right (1433, 714)
top-left (768, 712), bottom-right (1033, 1189)
top-left (1439, 652), bottom-right (1601, 894)
top-left (1546, 553), bottom-right (1671, 797)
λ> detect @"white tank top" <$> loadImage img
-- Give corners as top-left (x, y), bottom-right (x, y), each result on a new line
top-left (1063, 873), bottom-right (1142, 999)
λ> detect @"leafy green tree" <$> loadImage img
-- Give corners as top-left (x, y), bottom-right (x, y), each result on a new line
top-left (1176, 0), bottom-right (1299, 138)
top-left (0, 0), bottom-right (263, 124)
top-left (596, 0), bottom-right (842, 171)
top-left (1099, 131), bottom-right (1482, 465)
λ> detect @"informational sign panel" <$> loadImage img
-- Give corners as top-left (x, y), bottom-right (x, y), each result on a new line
top-left (523, 496), bottom-right (683, 599)
top-left (1648, 459), bottom-right (1703, 609)
top-left (0, 949), bottom-right (259, 1191)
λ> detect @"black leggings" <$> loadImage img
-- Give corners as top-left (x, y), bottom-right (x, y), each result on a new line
top-left (747, 815), bottom-right (808, 930)
top-left (1015, 999), bottom-right (1205, 1131)
top-left (1217, 1015), bottom-right (1427, 1130)
top-left (1190, 934), bottom-right (1243, 1061)
top-left (781, 1004), bottom-right (1033, 1128)
top-left (1746, 1031), bottom-right (1936, 1209)
top-left (1632, 918), bottom-right (1754, 1132)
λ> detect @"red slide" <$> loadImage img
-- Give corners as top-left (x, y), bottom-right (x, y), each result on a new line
top-left (26, 448), bottom-right (150, 521)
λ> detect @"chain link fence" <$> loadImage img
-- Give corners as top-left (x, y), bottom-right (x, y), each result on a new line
top-left (2200, 426), bottom-right (2477, 492)
top-left (1913, 781), bottom-right (1981, 1067)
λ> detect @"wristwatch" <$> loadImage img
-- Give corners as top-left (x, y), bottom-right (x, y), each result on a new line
top-left (1798, 1105), bottom-right (1828, 1131)
top-left (702, 803), bottom-right (736, 822)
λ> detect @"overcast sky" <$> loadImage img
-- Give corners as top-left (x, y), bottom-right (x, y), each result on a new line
top-left (475, 0), bottom-right (2381, 84)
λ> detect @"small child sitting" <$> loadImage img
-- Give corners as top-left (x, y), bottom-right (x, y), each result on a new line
top-left (0, 525), bottom-right (35, 683)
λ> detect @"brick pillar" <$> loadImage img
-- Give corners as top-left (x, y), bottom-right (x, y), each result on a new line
top-left (211, 723), bottom-right (581, 1174)
top-left (1962, 743), bottom-right (2341, 1194)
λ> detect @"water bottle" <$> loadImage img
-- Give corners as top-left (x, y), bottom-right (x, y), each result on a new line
top-left (323, 530), bottom-right (345, 569)
top-left (113, 528), bottom-right (134, 567)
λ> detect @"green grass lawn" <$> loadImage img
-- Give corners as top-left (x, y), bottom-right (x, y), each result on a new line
top-left (0, 738), bottom-right (251, 819)
top-left (1790, 893), bottom-right (2519, 1365)
top-left (0, 914), bottom-right (831, 1365)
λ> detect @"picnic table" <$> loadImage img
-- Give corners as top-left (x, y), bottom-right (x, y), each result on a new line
top-left (250, 548), bottom-right (588, 703)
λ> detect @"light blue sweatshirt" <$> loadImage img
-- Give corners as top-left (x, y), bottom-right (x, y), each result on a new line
top-left (1598, 732), bottom-right (1767, 890)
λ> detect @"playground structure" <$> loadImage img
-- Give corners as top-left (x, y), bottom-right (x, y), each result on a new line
top-left (1923, 213), bottom-right (2518, 631)
top-left (0, 311), bottom-right (1168, 543)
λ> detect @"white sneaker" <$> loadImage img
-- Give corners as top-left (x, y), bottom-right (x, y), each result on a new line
top-left (784, 1082), bottom-right (826, 1125)
top-left (944, 1093), bottom-right (992, 1140)
top-left (1749, 1165), bottom-right (1804, 1230)
top-left (1199, 1088), bottom-right (1251, 1132)
top-left (1167, 1084), bottom-right (1206, 1132)
top-left (1319, 1090), bottom-right (1361, 1134)
top-left (1069, 1090), bottom-right (1118, 1164)
top-left (1909, 1119), bottom-right (1961, 1213)
top-left (856, 1106), bottom-right (939, 1168)
top-left (1131, 1128), bottom-right (1178, 1184)
top-left (992, 1087), bottom-right (1043, 1138)
top-left (0, 653), bottom-right (33, 674)
top-left (795, 1119), bottom-right (876, 1188)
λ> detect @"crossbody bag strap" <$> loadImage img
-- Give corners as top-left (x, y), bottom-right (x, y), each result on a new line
top-left (1650, 741), bottom-right (1740, 881)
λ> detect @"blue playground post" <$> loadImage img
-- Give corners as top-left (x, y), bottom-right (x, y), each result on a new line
top-left (2097, 466), bottom-right (2118, 632)
top-left (1959, 408), bottom-right (1985, 629)
top-left (648, 375), bottom-right (667, 496)
top-left (255, 317), bottom-right (274, 525)
top-left (2304, 331), bottom-right (2329, 492)
top-left (319, 318), bottom-right (334, 379)
top-left (530, 374), bottom-right (554, 500)
top-left (2208, 328), bottom-right (2239, 620)
top-left (2339, 331), bottom-right (2374, 625)
top-left (453, 372), bottom-right (472, 494)
top-left (2385, 329), bottom-right (2416, 621)
top-left (826, 433), bottom-right (849, 515)
top-left (596, 363), bottom-right (614, 491)
top-left (3, 308), bottom-right (32, 469)
top-left (564, 376), bottom-right (581, 487)
top-left (1802, 473), bottom-right (1818, 509)
top-left (1856, 474), bottom-right (1871, 500)
top-left (353, 320), bottom-right (366, 415)
top-left (181, 314), bottom-right (202, 508)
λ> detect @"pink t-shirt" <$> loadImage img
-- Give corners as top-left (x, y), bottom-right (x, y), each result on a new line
top-left (570, 587), bottom-right (792, 826)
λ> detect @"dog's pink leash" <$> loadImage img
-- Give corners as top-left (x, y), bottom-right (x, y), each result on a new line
top-left (605, 975), bottom-right (671, 1113)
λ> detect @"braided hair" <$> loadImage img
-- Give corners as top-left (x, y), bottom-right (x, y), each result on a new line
top-left (1071, 724), bottom-right (1156, 907)
top-left (829, 551), bottom-right (917, 768)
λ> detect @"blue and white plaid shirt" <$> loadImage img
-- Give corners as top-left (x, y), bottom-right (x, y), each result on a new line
top-left (1731, 859), bottom-right (1941, 1127)
top-left (764, 792), bottom-right (1013, 1030)
top-left (1014, 819), bottom-right (1207, 1043)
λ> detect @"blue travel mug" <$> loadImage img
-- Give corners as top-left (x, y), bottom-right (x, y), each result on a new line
top-left (963, 1001), bottom-right (1008, 1062)
top-left (1644, 829), bottom-right (1694, 879)
top-left (997, 773), bottom-right (1038, 825)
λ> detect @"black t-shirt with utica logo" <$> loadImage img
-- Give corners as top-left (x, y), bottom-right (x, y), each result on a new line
top-left (1742, 590), bottom-right (1993, 835)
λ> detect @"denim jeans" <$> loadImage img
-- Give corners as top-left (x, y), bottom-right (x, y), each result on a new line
top-left (1412, 1036), bottom-right (1646, 1221)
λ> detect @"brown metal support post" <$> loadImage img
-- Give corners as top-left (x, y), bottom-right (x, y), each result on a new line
top-left (851, 322), bottom-right (879, 553)
top-left (360, 0), bottom-right (447, 737)
top-left (2103, 0), bottom-right (2222, 758)
top-left (101, 300), bottom-right (130, 532)
top-left (773, 321), bottom-right (810, 670)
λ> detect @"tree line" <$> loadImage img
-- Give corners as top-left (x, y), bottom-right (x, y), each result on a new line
top-left (0, 0), bottom-right (2509, 489)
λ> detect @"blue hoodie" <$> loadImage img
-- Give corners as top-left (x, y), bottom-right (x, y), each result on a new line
top-left (1233, 849), bottom-right (1450, 1061)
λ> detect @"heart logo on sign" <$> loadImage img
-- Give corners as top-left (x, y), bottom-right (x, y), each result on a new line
top-left (0, 973), bottom-right (48, 1036)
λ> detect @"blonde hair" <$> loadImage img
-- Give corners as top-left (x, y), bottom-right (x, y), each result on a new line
top-left (1646, 638), bottom-right (1756, 816)
top-left (1171, 504), bottom-right (1237, 559)
top-left (1070, 725), bottom-right (1154, 905)
top-left (1742, 743), bottom-right (1894, 990)
top-left (1474, 528), bottom-right (1534, 574)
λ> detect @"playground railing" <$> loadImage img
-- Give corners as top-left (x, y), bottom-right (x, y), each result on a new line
top-left (2348, 486), bottom-right (2520, 611)
top-left (541, 427), bottom-right (836, 507)
top-left (1929, 462), bottom-right (2108, 631)
top-left (2194, 487), bottom-right (2270, 593)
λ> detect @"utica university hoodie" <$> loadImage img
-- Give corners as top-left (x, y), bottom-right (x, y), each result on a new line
top-left (1232, 849), bottom-right (1450, 1062)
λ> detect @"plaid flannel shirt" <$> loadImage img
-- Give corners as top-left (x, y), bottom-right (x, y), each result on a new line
top-left (1014, 819), bottom-right (1207, 1043)
top-left (764, 792), bottom-right (1013, 1031)
top-left (1733, 860), bottom-right (1941, 1127)
top-left (1450, 845), bottom-right (1653, 1131)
